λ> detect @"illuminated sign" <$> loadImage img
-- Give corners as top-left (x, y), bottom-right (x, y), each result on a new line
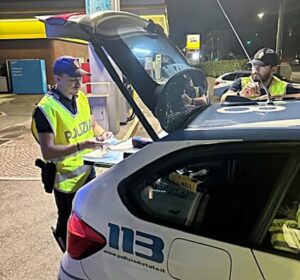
top-left (186, 34), bottom-right (200, 50)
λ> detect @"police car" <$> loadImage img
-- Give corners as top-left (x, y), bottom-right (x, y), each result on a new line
top-left (39, 12), bottom-right (300, 280)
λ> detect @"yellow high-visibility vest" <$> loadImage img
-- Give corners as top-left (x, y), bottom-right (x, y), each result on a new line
top-left (241, 76), bottom-right (288, 97)
top-left (269, 207), bottom-right (300, 254)
top-left (32, 90), bottom-right (94, 193)
top-left (195, 87), bottom-right (201, 97)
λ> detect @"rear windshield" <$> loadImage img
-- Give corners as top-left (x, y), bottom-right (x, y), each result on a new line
top-left (95, 14), bottom-right (191, 83)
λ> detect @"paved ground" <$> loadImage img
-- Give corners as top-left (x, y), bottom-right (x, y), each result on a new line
top-left (0, 94), bottom-right (69, 279)
top-left (0, 180), bottom-right (61, 279)
top-left (0, 94), bottom-right (58, 279)
top-left (0, 128), bottom-right (41, 179)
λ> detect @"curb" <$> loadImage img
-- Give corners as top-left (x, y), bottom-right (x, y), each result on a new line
top-left (0, 177), bottom-right (40, 181)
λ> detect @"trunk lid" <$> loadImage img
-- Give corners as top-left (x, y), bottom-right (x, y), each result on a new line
top-left (38, 12), bottom-right (207, 136)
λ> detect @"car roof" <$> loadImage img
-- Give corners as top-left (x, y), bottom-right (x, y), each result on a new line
top-left (158, 101), bottom-right (300, 142)
top-left (163, 126), bottom-right (300, 142)
top-left (187, 101), bottom-right (300, 129)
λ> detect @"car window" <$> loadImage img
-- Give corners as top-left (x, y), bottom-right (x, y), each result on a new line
top-left (122, 147), bottom-right (290, 245)
top-left (265, 169), bottom-right (300, 255)
top-left (222, 73), bottom-right (237, 81)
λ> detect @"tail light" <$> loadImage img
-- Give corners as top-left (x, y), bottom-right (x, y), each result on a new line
top-left (67, 212), bottom-right (107, 260)
top-left (214, 80), bottom-right (221, 86)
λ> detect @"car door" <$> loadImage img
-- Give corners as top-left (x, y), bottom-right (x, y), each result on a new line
top-left (117, 142), bottom-right (300, 279)
top-left (251, 161), bottom-right (300, 280)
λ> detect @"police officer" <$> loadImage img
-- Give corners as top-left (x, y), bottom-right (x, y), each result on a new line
top-left (221, 48), bottom-right (300, 102)
top-left (181, 74), bottom-right (207, 107)
top-left (269, 201), bottom-right (300, 254)
top-left (32, 56), bottom-right (112, 249)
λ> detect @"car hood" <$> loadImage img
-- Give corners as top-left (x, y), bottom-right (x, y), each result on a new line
top-left (38, 12), bottom-right (207, 137)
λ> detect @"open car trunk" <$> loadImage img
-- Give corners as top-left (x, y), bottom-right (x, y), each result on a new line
top-left (38, 11), bottom-right (208, 138)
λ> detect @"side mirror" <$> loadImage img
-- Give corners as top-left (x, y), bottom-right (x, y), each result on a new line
top-left (154, 68), bottom-right (208, 132)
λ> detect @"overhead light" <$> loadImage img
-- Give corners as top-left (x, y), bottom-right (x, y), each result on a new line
top-left (257, 12), bottom-right (264, 19)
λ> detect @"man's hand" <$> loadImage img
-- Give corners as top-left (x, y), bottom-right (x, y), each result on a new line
top-left (278, 204), bottom-right (298, 219)
top-left (240, 82), bottom-right (260, 98)
top-left (79, 138), bottom-right (104, 150)
top-left (100, 131), bottom-right (113, 141)
top-left (79, 132), bottom-right (113, 151)
top-left (196, 95), bottom-right (208, 106)
top-left (181, 93), bottom-right (193, 106)
top-left (181, 94), bottom-right (207, 107)
top-left (95, 131), bottom-right (114, 142)
top-left (254, 94), bottom-right (268, 101)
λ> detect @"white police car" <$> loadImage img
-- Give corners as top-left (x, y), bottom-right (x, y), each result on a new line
top-left (39, 12), bottom-right (300, 280)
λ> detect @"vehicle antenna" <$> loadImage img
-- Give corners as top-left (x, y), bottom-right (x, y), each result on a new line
top-left (216, 0), bottom-right (273, 104)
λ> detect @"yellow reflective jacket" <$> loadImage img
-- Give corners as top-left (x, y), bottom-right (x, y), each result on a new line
top-left (241, 76), bottom-right (288, 97)
top-left (32, 90), bottom-right (94, 193)
top-left (269, 207), bottom-right (300, 254)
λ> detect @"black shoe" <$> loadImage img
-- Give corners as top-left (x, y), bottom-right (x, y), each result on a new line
top-left (51, 226), bottom-right (66, 253)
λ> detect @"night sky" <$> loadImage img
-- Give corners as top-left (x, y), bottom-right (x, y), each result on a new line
top-left (166, 0), bottom-right (300, 59)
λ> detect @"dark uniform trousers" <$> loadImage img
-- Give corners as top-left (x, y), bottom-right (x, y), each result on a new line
top-left (53, 168), bottom-right (96, 246)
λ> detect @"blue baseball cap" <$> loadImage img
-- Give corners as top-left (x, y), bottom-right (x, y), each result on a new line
top-left (53, 56), bottom-right (90, 77)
